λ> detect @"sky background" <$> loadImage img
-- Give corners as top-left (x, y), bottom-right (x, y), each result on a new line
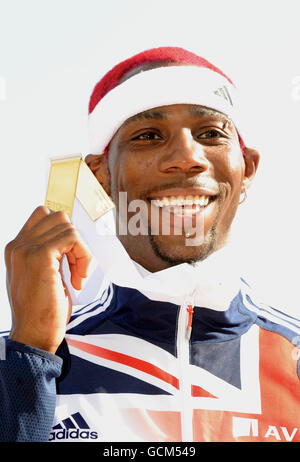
top-left (0, 0), bottom-right (300, 329)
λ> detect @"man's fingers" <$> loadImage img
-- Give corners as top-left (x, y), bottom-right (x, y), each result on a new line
top-left (26, 222), bottom-right (74, 247)
top-left (6, 206), bottom-right (92, 292)
top-left (35, 226), bottom-right (92, 290)
top-left (19, 209), bottom-right (71, 241)
top-left (69, 267), bottom-right (85, 291)
top-left (5, 206), bottom-right (52, 274)
top-left (6, 222), bottom-right (74, 275)
top-left (66, 240), bottom-right (92, 290)
top-left (66, 251), bottom-right (91, 278)
top-left (17, 206), bottom-right (52, 236)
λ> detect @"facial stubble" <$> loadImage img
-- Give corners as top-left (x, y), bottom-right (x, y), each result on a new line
top-left (148, 219), bottom-right (217, 267)
top-left (113, 178), bottom-right (226, 268)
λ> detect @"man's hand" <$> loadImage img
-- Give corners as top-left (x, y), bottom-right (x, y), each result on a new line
top-left (5, 206), bottom-right (91, 354)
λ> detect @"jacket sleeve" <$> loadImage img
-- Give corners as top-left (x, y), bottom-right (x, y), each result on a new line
top-left (0, 338), bottom-right (63, 442)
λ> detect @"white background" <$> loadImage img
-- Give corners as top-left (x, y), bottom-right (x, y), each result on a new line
top-left (0, 0), bottom-right (300, 330)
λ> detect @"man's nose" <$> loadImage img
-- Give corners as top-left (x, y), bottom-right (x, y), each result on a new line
top-left (159, 128), bottom-right (209, 173)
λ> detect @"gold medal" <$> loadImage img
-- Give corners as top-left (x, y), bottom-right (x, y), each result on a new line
top-left (45, 155), bottom-right (114, 221)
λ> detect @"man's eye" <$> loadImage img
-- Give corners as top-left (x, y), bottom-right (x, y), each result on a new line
top-left (132, 131), bottom-right (161, 141)
top-left (197, 129), bottom-right (223, 139)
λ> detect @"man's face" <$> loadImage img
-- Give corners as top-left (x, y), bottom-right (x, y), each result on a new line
top-left (105, 103), bottom-right (253, 272)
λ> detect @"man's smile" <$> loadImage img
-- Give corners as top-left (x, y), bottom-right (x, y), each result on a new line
top-left (144, 186), bottom-right (218, 231)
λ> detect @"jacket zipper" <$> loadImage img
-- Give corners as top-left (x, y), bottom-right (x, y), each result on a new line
top-left (177, 298), bottom-right (194, 442)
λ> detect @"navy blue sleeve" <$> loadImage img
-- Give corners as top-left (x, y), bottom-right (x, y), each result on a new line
top-left (0, 338), bottom-right (63, 442)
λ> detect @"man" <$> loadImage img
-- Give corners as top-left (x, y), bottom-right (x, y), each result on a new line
top-left (1, 47), bottom-right (300, 442)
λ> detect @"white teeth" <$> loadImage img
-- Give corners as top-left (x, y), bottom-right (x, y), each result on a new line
top-left (186, 195), bottom-right (193, 205)
top-left (151, 195), bottom-right (211, 208)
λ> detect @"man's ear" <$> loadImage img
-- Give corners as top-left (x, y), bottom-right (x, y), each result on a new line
top-left (85, 154), bottom-right (111, 196)
top-left (242, 147), bottom-right (260, 190)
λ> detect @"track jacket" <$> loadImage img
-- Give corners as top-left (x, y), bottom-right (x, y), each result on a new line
top-left (1, 247), bottom-right (300, 443)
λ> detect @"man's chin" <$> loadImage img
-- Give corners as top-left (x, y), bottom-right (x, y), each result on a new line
top-left (149, 230), bottom-right (217, 267)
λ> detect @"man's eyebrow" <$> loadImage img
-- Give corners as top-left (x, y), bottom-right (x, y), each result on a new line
top-left (121, 106), bottom-right (230, 129)
top-left (122, 110), bottom-right (167, 127)
top-left (188, 106), bottom-right (229, 123)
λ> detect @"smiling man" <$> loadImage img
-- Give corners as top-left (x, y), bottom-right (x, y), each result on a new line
top-left (2, 47), bottom-right (300, 443)
top-left (88, 102), bottom-right (253, 270)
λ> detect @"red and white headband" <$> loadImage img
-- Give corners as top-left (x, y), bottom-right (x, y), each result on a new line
top-left (88, 51), bottom-right (246, 154)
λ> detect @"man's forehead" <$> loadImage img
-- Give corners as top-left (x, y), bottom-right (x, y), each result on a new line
top-left (121, 105), bottom-right (230, 128)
